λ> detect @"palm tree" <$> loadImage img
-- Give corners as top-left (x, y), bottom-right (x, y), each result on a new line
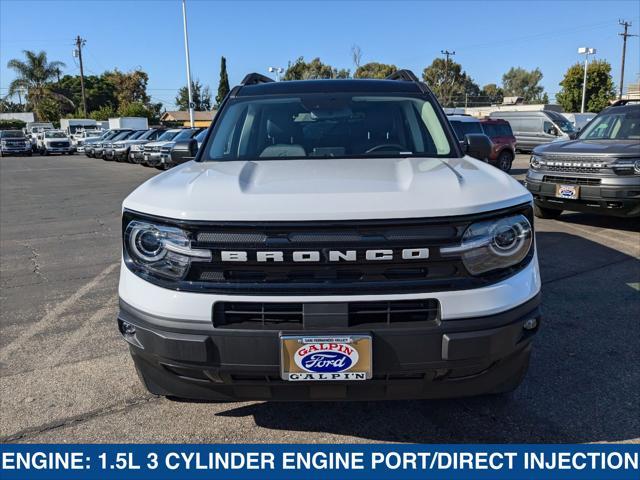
top-left (7, 50), bottom-right (74, 120)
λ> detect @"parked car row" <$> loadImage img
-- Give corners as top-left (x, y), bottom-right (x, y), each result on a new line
top-left (82, 127), bottom-right (207, 169)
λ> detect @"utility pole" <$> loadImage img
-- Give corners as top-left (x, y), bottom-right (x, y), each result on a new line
top-left (181, 0), bottom-right (195, 128)
top-left (618, 20), bottom-right (638, 99)
top-left (74, 36), bottom-right (87, 117)
top-left (441, 50), bottom-right (456, 107)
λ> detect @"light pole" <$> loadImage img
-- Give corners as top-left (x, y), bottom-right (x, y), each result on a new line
top-left (578, 47), bottom-right (596, 113)
top-left (181, 0), bottom-right (195, 127)
top-left (268, 66), bottom-right (284, 82)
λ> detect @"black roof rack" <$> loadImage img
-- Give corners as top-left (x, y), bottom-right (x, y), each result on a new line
top-left (385, 69), bottom-right (430, 95)
top-left (241, 73), bottom-right (275, 86)
top-left (386, 69), bottom-right (421, 83)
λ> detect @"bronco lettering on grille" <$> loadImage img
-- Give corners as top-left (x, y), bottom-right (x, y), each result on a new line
top-left (218, 248), bottom-right (430, 262)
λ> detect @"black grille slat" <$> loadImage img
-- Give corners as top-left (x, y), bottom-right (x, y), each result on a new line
top-left (213, 300), bottom-right (440, 330)
top-left (543, 175), bottom-right (601, 186)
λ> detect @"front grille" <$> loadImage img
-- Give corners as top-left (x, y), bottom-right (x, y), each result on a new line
top-left (144, 145), bottom-right (154, 152)
top-left (543, 165), bottom-right (601, 174)
top-left (124, 203), bottom-right (534, 294)
top-left (50, 141), bottom-right (69, 148)
top-left (213, 299), bottom-right (440, 330)
top-left (543, 175), bottom-right (601, 186)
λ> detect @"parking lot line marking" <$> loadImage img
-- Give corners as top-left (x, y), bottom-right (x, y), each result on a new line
top-left (48, 305), bottom-right (117, 368)
top-left (0, 262), bottom-right (119, 364)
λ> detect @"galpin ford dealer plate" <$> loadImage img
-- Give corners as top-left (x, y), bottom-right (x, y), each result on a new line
top-left (280, 335), bottom-right (372, 381)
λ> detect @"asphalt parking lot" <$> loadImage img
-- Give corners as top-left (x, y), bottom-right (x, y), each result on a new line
top-left (0, 153), bottom-right (638, 444)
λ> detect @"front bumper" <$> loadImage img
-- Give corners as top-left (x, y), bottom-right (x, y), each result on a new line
top-left (143, 152), bottom-right (162, 166)
top-left (44, 146), bottom-right (72, 154)
top-left (120, 295), bottom-right (540, 401)
top-left (118, 256), bottom-right (541, 401)
top-left (525, 172), bottom-right (640, 217)
top-left (1, 146), bottom-right (31, 155)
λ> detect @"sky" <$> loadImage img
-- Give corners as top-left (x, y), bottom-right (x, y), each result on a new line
top-left (1, 0), bottom-right (639, 110)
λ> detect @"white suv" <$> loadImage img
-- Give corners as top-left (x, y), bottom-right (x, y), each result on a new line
top-left (118, 71), bottom-right (541, 401)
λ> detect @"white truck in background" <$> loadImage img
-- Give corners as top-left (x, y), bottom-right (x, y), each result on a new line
top-left (60, 118), bottom-right (98, 136)
top-left (108, 117), bottom-right (148, 130)
top-left (24, 122), bottom-right (54, 151)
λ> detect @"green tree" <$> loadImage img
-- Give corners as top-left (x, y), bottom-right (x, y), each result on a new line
top-left (0, 119), bottom-right (27, 130)
top-left (0, 99), bottom-right (24, 113)
top-left (103, 69), bottom-right (150, 106)
top-left (284, 57), bottom-right (349, 80)
top-left (555, 60), bottom-right (615, 113)
top-left (89, 104), bottom-right (116, 121)
top-left (354, 62), bottom-right (397, 79)
top-left (176, 80), bottom-right (212, 111)
top-left (6, 50), bottom-right (74, 121)
top-left (422, 58), bottom-right (479, 107)
top-left (479, 83), bottom-right (504, 105)
top-left (56, 74), bottom-right (117, 115)
top-left (216, 56), bottom-right (230, 106)
top-left (502, 67), bottom-right (546, 103)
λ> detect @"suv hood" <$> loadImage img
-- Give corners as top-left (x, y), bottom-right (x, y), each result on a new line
top-left (144, 140), bottom-right (173, 148)
top-left (535, 139), bottom-right (640, 157)
top-left (124, 156), bottom-right (531, 221)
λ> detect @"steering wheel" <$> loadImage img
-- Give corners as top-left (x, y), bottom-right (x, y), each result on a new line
top-left (365, 143), bottom-right (407, 154)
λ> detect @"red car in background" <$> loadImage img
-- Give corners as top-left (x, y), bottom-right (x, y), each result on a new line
top-left (448, 115), bottom-right (516, 172)
top-left (479, 118), bottom-right (517, 172)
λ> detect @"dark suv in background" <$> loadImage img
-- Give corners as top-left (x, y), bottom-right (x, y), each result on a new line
top-left (525, 100), bottom-right (640, 218)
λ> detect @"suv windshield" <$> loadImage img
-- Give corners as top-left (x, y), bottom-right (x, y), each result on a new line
top-left (203, 93), bottom-right (452, 161)
top-left (112, 131), bottom-right (133, 141)
top-left (127, 130), bottom-right (146, 140)
top-left (579, 108), bottom-right (640, 140)
top-left (174, 129), bottom-right (199, 141)
top-left (546, 111), bottom-right (576, 133)
top-left (45, 131), bottom-right (67, 138)
top-left (157, 130), bottom-right (181, 142)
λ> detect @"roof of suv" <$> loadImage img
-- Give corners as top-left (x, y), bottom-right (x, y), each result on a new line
top-left (236, 79), bottom-right (423, 97)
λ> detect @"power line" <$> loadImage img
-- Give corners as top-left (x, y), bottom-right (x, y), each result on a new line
top-left (618, 20), bottom-right (638, 99)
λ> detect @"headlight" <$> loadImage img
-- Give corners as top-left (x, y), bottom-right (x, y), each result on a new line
top-left (441, 214), bottom-right (533, 275)
top-left (131, 144), bottom-right (142, 151)
top-left (612, 158), bottom-right (640, 175)
top-left (160, 146), bottom-right (172, 153)
top-left (124, 220), bottom-right (211, 280)
top-left (530, 155), bottom-right (542, 169)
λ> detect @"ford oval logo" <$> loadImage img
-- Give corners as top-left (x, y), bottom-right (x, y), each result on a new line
top-left (294, 343), bottom-right (359, 373)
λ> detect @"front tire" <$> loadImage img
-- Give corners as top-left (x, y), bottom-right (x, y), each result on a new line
top-left (496, 150), bottom-right (513, 172)
top-left (534, 202), bottom-right (563, 219)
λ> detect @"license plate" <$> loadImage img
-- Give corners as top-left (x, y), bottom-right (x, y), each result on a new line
top-left (556, 184), bottom-right (580, 199)
top-left (280, 335), bottom-right (372, 381)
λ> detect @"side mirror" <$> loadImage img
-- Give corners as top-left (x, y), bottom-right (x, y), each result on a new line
top-left (172, 139), bottom-right (198, 165)
top-left (546, 126), bottom-right (558, 136)
top-left (463, 133), bottom-right (492, 161)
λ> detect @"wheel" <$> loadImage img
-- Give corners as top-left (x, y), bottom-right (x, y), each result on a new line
top-left (533, 202), bottom-right (563, 219)
top-left (27, 152), bottom-right (32, 157)
top-left (42, 149), bottom-right (48, 156)
top-left (496, 150), bottom-right (513, 172)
